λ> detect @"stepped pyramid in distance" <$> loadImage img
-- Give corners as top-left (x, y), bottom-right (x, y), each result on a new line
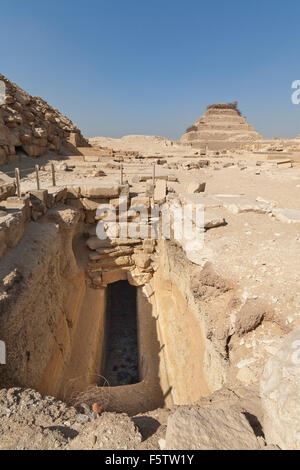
top-left (180, 102), bottom-right (263, 150)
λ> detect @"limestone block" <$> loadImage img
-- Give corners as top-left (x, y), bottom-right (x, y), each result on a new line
top-left (29, 189), bottom-right (48, 205)
top-left (8, 127), bottom-right (21, 147)
top-left (80, 183), bottom-right (120, 199)
top-left (0, 181), bottom-right (16, 201)
top-left (81, 198), bottom-right (103, 211)
top-left (260, 329), bottom-right (300, 450)
top-left (272, 208), bottom-right (300, 224)
top-left (0, 211), bottom-right (25, 249)
top-left (165, 407), bottom-right (260, 450)
top-left (84, 156), bottom-right (100, 162)
top-left (4, 196), bottom-right (31, 220)
top-left (86, 236), bottom-right (113, 251)
top-left (154, 180), bottom-right (167, 204)
top-left (132, 252), bottom-right (151, 269)
top-left (89, 247), bottom-right (133, 261)
top-left (33, 127), bottom-right (47, 139)
top-left (48, 187), bottom-right (67, 203)
top-left (22, 144), bottom-right (46, 157)
top-left (204, 212), bottom-right (226, 229)
top-left (65, 198), bottom-right (83, 210)
top-left (90, 255), bottom-right (133, 271)
top-left (187, 181), bottom-right (206, 194)
top-left (145, 181), bottom-right (155, 197)
top-left (102, 268), bottom-right (128, 285)
top-left (216, 195), bottom-right (271, 214)
top-left (127, 268), bottom-right (152, 286)
top-left (66, 186), bottom-right (81, 199)
top-left (130, 196), bottom-right (151, 209)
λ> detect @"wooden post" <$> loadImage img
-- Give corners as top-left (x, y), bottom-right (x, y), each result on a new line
top-left (51, 163), bottom-right (56, 187)
top-left (35, 165), bottom-right (40, 190)
top-left (152, 163), bottom-right (156, 186)
top-left (15, 168), bottom-right (21, 198)
top-left (120, 164), bottom-right (124, 185)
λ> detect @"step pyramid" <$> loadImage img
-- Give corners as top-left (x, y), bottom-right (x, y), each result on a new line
top-left (181, 102), bottom-right (263, 150)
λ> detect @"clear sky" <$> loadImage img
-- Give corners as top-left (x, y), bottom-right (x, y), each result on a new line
top-left (1, 0), bottom-right (300, 139)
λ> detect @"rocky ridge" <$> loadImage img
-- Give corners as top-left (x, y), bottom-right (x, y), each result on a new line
top-left (0, 74), bottom-right (89, 165)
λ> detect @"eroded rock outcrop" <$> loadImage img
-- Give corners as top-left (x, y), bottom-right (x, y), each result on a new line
top-left (260, 329), bottom-right (300, 450)
top-left (181, 102), bottom-right (263, 150)
top-left (0, 74), bottom-right (89, 164)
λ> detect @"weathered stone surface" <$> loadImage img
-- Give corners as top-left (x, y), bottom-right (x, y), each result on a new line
top-left (89, 246), bottom-right (134, 261)
top-left (272, 208), bottom-right (300, 224)
top-left (260, 329), bottom-right (300, 450)
top-left (47, 187), bottom-right (67, 203)
top-left (154, 180), bottom-right (167, 204)
top-left (187, 181), bottom-right (206, 194)
top-left (86, 236), bottom-right (113, 250)
top-left (132, 252), bottom-right (151, 269)
top-left (89, 255), bottom-right (133, 270)
top-left (216, 195), bottom-right (271, 214)
top-left (80, 183), bottom-right (120, 199)
top-left (81, 198), bottom-right (104, 211)
top-left (0, 211), bottom-right (25, 255)
top-left (0, 424), bottom-right (69, 450)
top-left (165, 407), bottom-right (260, 450)
top-left (66, 186), bottom-right (81, 199)
top-left (127, 268), bottom-right (152, 286)
top-left (29, 189), bottom-right (48, 204)
top-left (0, 172), bottom-right (16, 201)
top-left (68, 413), bottom-right (142, 450)
top-left (235, 299), bottom-right (265, 336)
top-left (102, 268), bottom-right (128, 285)
top-left (204, 212), bottom-right (226, 229)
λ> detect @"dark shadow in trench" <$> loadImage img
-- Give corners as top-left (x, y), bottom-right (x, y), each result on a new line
top-left (103, 281), bottom-right (139, 387)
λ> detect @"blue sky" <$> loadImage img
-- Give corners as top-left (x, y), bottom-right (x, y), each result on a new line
top-left (1, 0), bottom-right (300, 139)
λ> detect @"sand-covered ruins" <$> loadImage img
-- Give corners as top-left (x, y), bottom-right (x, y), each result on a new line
top-left (0, 74), bottom-right (299, 450)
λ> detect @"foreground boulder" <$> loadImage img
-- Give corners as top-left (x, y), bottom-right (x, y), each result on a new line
top-left (260, 329), bottom-right (300, 450)
top-left (165, 407), bottom-right (261, 450)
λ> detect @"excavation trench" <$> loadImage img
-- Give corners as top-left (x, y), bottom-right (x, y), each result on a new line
top-left (103, 281), bottom-right (139, 387)
top-left (0, 220), bottom-right (214, 416)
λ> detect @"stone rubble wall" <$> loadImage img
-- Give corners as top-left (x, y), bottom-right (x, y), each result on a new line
top-left (0, 182), bottom-right (160, 288)
top-left (0, 74), bottom-right (89, 165)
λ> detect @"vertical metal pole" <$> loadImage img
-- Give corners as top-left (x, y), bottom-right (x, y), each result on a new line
top-left (35, 165), bottom-right (40, 190)
top-left (51, 163), bottom-right (56, 187)
top-left (152, 163), bottom-right (156, 186)
top-left (120, 164), bottom-right (124, 185)
top-left (15, 168), bottom-right (21, 198)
